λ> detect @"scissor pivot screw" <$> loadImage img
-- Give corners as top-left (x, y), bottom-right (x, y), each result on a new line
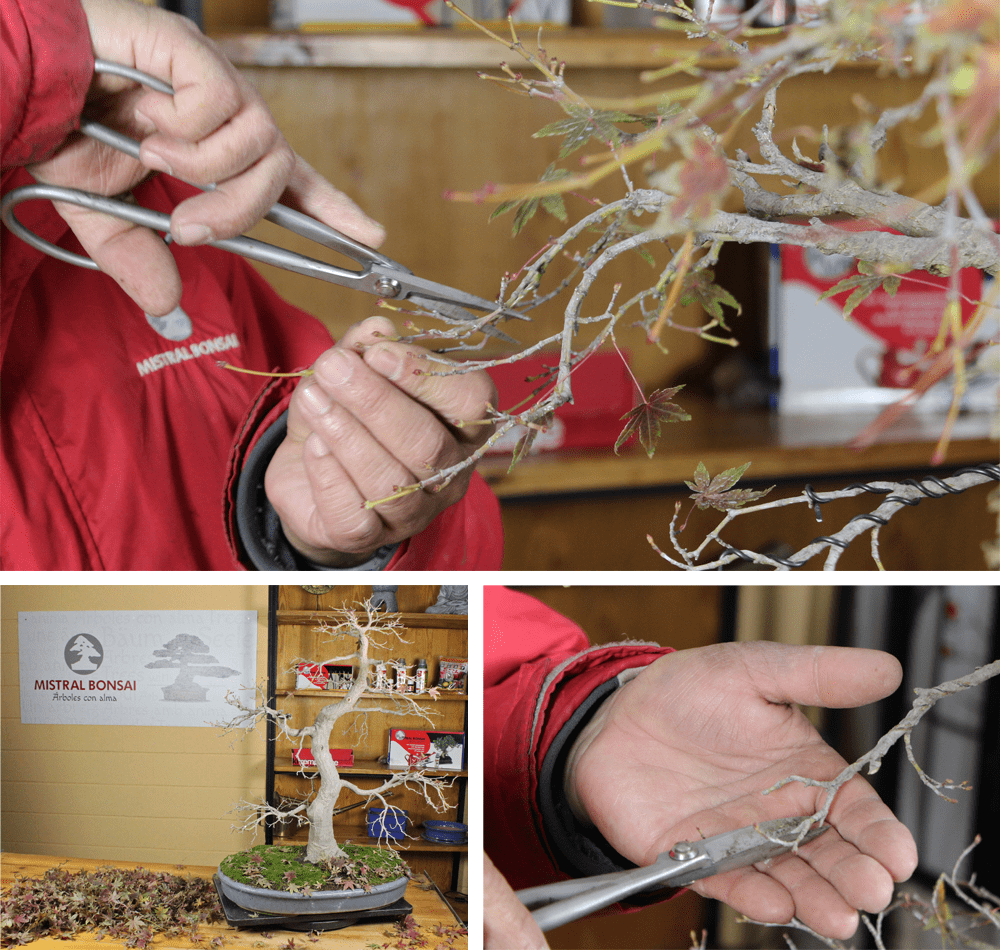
top-left (374, 276), bottom-right (402, 298)
top-left (669, 842), bottom-right (698, 861)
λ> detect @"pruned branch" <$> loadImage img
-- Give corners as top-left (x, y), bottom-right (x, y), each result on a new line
top-left (734, 660), bottom-right (1000, 948)
top-left (763, 658), bottom-right (1000, 845)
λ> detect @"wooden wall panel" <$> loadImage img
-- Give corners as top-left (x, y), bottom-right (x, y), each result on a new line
top-left (0, 586), bottom-right (269, 866)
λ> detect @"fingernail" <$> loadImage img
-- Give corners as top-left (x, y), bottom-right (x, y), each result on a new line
top-left (316, 348), bottom-right (355, 387)
top-left (172, 222), bottom-right (213, 245)
top-left (366, 344), bottom-right (403, 382)
top-left (307, 433), bottom-right (331, 458)
top-left (141, 149), bottom-right (173, 177)
top-left (300, 380), bottom-right (332, 415)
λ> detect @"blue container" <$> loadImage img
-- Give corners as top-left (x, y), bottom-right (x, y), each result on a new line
top-left (367, 807), bottom-right (409, 840)
top-left (423, 820), bottom-right (467, 844)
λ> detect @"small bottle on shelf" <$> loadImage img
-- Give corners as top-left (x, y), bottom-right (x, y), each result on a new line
top-left (745, 0), bottom-right (796, 26)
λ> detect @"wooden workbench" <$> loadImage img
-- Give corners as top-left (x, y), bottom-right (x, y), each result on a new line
top-left (1, 853), bottom-right (467, 949)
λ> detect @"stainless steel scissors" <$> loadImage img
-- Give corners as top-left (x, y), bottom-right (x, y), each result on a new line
top-left (0, 59), bottom-right (522, 339)
top-left (517, 816), bottom-right (829, 932)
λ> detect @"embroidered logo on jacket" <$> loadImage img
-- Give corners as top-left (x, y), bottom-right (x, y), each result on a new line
top-left (136, 333), bottom-right (240, 377)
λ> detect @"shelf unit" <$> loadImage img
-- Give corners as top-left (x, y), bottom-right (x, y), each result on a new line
top-left (265, 586), bottom-right (468, 892)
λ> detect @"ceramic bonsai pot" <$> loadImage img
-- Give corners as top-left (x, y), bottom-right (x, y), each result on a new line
top-left (215, 867), bottom-right (408, 915)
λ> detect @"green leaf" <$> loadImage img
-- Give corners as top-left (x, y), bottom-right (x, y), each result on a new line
top-left (534, 106), bottom-right (659, 158)
top-left (491, 164), bottom-right (571, 236)
top-left (615, 385), bottom-right (690, 458)
top-left (679, 268), bottom-right (742, 323)
top-left (534, 109), bottom-right (599, 158)
top-left (843, 284), bottom-right (876, 318)
top-left (817, 262), bottom-right (907, 318)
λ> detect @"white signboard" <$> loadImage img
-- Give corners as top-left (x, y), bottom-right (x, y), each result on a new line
top-left (18, 611), bottom-right (257, 726)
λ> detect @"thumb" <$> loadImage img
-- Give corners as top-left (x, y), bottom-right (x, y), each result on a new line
top-left (484, 854), bottom-right (548, 950)
top-left (749, 643), bottom-right (903, 710)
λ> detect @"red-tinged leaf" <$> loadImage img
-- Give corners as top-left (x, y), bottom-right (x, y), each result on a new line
top-left (615, 386), bottom-right (690, 458)
top-left (685, 461), bottom-right (774, 511)
top-left (508, 425), bottom-right (540, 471)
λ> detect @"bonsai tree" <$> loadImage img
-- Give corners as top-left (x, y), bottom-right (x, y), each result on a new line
top-left (431, 733), bottom-right (460, 767)
top-left (146, 634), bottom-right (240, 702)
top-left (217, 600), bottom-right (451, 864)
top-left (67, 634), bottom-right (102, 673)
top-left (351, 0), bottom-right (999, 569)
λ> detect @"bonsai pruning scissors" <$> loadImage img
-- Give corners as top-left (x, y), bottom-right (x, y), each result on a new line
top-left (0, 60), bottom-right (522, 340)
top-left (516, 816), bottom-right (829, 932)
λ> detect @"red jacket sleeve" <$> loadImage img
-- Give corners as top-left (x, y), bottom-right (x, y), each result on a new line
top-left (1, 0), bottom-right (93, 167)
top-left (484, 588), bottom-right (673, 891)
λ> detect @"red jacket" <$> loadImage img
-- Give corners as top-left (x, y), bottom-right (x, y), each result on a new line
top-left (1, 0), bottom-right (502, 570)
top-left (484, 587), bottom-right (673, 893)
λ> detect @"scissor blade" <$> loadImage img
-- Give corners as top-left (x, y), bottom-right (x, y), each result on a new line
top-left (388, 270), bottom-right (527, 323)
top-left (520, 817), bottom-right (828, 932)
top-left (671, 816), bottom-right (829, 887)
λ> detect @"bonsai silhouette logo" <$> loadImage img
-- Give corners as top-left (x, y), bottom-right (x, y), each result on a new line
top-left (145, 634), bottom-right (239, 702)
top-left (64, 634), bottom-right (104, 674)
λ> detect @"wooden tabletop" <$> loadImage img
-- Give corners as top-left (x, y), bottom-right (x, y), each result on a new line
top-left (1, 853), bottom-right (467, 949)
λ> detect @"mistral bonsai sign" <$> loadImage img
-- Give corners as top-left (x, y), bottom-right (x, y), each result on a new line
top-left (18, 611), bottom-right (257, 726)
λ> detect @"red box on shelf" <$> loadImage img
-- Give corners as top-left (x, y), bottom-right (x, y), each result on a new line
top-left (770, 225), bottom-right (995, 412)
top-left (483, 350), bottom-right (636, 455)
top-left (291, 748), bottom-right (354, 768)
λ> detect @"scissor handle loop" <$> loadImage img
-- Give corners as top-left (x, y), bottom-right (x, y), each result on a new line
top-left (0, 183), bottom-right (170, 270)
top-left (1, 58), bottom-right (511, 325)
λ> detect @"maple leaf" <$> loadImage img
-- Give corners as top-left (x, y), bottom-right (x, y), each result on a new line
top-left (818, 259), bottom-right (902, 318)
top-left (489, 164), bottom-right (569, 236)
top-left (508, 411), bottom-right (554, 472)
top-left (652, 136), bottom-right (729, 227)
top-left (615, 385), bottom-right (690, 458)
top-left (679, 268), bottom-right (742, 324)
top-left (685, 461), bottom-right (774, 512)
top-left (532, 105), bottom-right (660, 157)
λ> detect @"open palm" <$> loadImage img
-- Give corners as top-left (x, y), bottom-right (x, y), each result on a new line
top-left (566, 642), bottom-right (918, 940)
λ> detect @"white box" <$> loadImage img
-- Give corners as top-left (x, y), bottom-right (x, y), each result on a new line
top-left (770, 237), bottom-right (996, 413)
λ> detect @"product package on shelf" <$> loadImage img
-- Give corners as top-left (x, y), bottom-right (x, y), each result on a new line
top-left (271, 0), bottom-right (569, 30)
top-left (388, 728), bottom-right (465, 771)
top-left (324, 665), bottom-right (355, 690)
top-left (435, 657), bottom-right (468, 693)
top-left (295, 662), bottom-right (355, 690)
top-left (291, 747), bottom-right (355, 768)
top-left (769, 225), bottom-right (996, 413)
top-left (295, 662), bottom-right (329, 689)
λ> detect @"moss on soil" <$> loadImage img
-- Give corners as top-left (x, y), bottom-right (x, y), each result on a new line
top-left (219, 844), bottom-right (409, 893)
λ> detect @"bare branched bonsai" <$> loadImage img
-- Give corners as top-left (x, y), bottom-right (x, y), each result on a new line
top-left (217, 600), bottom-right (451, 865)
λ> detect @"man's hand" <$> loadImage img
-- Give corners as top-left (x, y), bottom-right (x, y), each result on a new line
top-left (26, 0), bottom-right (383, 316)
top-left (265, 316), bottom-right (496, 567)
top-left (563, 642), bottom-right (918, 941)
top-left (485, 853), bottom-right (548, 950)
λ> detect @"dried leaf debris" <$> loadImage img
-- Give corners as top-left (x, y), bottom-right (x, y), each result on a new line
top-left (1, 864), bottom-right (224, 947)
